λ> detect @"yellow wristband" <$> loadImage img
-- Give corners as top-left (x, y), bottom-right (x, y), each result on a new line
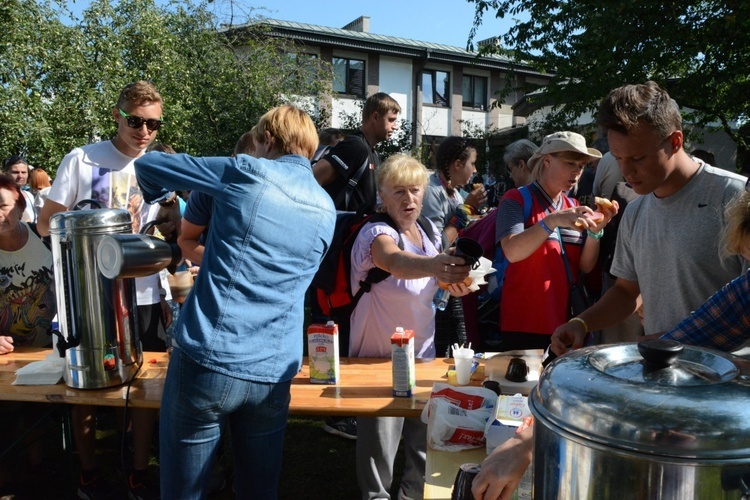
top-left (569, 317), bottom-right (588, 332)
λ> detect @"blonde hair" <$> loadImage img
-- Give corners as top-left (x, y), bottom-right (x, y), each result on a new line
top-left (532, 150), bottom-right (590, 180)
top-left (250, 105), bottom-right (318, 159)
top-left (377, 154), bottom-right (429, 193)
top-left (117, 81), bottom-right (163, 110)
top-left (29, 168), bottom-right (51, 191)
top-left (721, 191), bottom-right (750, 259)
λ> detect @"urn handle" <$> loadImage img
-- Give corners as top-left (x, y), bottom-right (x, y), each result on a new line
top-left (638, 339), bottom-right (684, 367)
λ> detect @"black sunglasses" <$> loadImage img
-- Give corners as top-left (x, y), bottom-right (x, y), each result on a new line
top-left (118, 108), bottom-right (163, 132)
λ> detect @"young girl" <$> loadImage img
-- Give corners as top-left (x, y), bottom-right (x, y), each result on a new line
top-left (660, 187), bottom-right (750, 350)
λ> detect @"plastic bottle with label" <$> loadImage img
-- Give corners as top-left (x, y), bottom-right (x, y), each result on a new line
top-left (433, 288), bottom-right (451, 311)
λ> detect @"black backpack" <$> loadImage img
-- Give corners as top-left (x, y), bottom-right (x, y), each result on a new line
top-left (313, 134), bottom-right (371, 212)
top-left (312, 211), bottom-right (435, 317)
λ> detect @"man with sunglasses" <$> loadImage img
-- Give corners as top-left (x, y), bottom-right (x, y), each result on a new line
top-left (37, 80), bottom-right (168, 500)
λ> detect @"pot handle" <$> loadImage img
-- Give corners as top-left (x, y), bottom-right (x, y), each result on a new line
top-left (637, 339), bottom-right (683, 368)
top-left (72, 198), bottom-right (103, 210)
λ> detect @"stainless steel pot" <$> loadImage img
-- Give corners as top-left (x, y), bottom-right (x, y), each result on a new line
top-left (50, 208), bottom-right (142, 389)
top-left (530, 339), bottom-right (750, 499)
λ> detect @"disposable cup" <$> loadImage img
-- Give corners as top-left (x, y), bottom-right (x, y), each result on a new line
top-left (453, 348), bottom-right (475, 385)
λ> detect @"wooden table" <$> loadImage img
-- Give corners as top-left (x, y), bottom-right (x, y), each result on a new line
top-left (0, 349), bottom-right (475, 416)
top-left (1, 348), bottom-right (533, 499)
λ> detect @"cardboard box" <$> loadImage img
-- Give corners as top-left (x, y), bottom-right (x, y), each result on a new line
top-left (307, 321), bottom-right (340, 384)
top-left (485, 394), bottom-right (531, 453)
top-left (391, 327), bottom-right (415, 397)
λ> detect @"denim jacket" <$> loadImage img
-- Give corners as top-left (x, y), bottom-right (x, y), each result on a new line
top-left (135, 152), bottom-right (335, 382)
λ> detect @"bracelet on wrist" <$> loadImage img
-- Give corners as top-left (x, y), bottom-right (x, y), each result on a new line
top-left (569, 317), bottom-right (588, 332)
top-left (586, 228), bottom-right (604, 240)
top-left (539, 219), bottom-right (554, 235)
top-left (458, 203), bottom-right (475, 216)
top-left (449, 214), bottom-right (468, 231)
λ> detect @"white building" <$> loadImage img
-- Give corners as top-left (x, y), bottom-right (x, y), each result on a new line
top-left (240, 16), bottom-right (551, 148)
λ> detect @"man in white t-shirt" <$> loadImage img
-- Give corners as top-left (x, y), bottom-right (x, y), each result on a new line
top-left (38, 81), bottom-right (169, 499)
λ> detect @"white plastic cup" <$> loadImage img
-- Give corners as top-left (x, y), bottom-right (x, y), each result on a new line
top-left (453, 348), bottom-right (475, 385)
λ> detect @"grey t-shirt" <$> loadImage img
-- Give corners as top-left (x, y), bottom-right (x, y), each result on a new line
top-left (422, 172), bottom-right (462, 234)
top-left (592, 153), bottom-right (624, 201)
top-left (611, 162), bottom-right (747, 333)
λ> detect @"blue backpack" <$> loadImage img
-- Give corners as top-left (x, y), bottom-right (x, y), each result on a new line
top-left (485, 185), bottom-right (532, 300)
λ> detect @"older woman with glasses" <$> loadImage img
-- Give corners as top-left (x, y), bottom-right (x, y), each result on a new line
top-left (504, 139), bottom-right (538, 189)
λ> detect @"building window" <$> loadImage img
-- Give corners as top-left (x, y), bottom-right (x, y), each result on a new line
top-left (285, 52), bottom-right (319, 92)
top-left (462, 75), bottom-right (487, 110)
top-left (422, 70), bottom-right (450, 107)
top-left (332, 57), bottom-right (365, 97)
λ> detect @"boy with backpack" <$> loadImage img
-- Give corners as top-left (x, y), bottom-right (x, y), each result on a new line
top-left (313, 93), bottom-right (401, 213)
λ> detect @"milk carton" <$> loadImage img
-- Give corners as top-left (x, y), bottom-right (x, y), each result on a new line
top-left (391, 327), bottom-right (415, 397)
top-left (307, 321), bottom-right (340, 384)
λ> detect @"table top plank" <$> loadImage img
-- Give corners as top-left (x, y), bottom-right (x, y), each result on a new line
top-left (0, 350), bottom-right (484, 416)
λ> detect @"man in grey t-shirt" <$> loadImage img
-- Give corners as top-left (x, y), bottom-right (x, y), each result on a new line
top-left (551, 81), bottom-right (746, 354)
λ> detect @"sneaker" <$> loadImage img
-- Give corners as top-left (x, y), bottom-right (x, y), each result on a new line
top-left (128, 472), bottom-right (160, 500)
top-left (77, 471), bottom-right (119, 500)
top-left (322, 417), bottom-right (357, 440)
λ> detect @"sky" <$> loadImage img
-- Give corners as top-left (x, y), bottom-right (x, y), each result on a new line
top-left (64, 0), bottom-right (521, 50)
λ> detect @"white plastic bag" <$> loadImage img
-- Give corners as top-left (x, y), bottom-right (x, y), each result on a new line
top-left (420, 382), bottom-right (498, 451)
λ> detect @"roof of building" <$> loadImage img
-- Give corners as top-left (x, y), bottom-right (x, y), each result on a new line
top-left (228, 18), bottom-right (545, 76)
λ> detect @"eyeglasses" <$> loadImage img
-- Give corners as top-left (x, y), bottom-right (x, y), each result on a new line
top-left (118, 108), bottom-right (163, 132)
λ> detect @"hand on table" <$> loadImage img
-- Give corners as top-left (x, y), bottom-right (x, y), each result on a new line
top-left (0, 336), bottom-right (14, 354)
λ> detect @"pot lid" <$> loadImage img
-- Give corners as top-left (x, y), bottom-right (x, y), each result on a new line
top-left (49, 208), bottom-right (132, 233)
top-left (530, 339), bottom-right (750, 459)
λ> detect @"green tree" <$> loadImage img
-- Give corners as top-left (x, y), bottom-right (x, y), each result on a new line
top-left (468, 0), bottom-right (750, 156)
top-left (0, 0), bottom-right (331, 174)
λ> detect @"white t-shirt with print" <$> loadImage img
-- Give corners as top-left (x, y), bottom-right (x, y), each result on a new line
top-left (48, 140), bottom-right (167, 305)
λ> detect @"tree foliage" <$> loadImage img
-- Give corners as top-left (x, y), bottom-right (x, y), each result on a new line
top-left (0, 0), bottom-right (331, 174)
top-left (468, 0), bottom-right (750, 153)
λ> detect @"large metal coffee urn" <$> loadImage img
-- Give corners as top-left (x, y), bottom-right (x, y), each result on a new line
top-left (50, 204), bottom-right (181, 389)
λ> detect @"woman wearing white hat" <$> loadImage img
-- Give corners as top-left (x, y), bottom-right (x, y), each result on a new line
top-left (493, 131), bottom-right (618, 350)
